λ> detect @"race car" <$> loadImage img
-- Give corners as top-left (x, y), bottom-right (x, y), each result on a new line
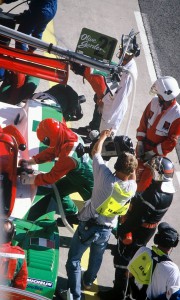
top-left (0, 98), bottom-right (63, 299)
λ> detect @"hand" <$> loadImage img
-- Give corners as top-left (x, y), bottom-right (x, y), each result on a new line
top-left (170, 134), bottom-right (178, 144)
top-left (70, 62), bottom-right (85, 76)
top-left (97, 98), bottom-right (103, 106)
top-left (136, 141), bottom-right (144, 158)
top-left (18, 159), bottom-right (29, 168)
top-left (100, 128), bottom-right (113, 140)
top-left (18, 158), bottom-right (36, 167)
top-left (91, 129), bottom-right (113, 157)
top-left (143, 150), bottom-right (155, 162)
top-left (20, 172), bottom-right (36, 185)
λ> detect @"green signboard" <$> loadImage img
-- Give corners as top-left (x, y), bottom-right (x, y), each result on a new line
top-left (76, 28), bottom-right (118, 63)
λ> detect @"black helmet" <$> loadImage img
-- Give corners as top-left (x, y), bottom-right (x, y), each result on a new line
top-left (114, 135), bottom-right (135, 155)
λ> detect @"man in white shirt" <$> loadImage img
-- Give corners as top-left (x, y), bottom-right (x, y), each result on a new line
top-left (66, 129), bottom-right (138, 300)
top-left (99, 38), bottom-right (138, 135)
top-left (128, 222), bottom-right (180, 300)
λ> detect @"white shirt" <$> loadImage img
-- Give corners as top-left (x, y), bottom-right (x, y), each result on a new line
top-left (78, 153), bottom-right (137, 228)
top-left (100, 58), bottom-right (137, 134)
top-left (128, 246), bottom-right (180, 300)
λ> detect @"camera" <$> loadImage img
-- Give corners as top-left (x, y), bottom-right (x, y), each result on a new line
top-left (76, 130), bottom-right (135, 159)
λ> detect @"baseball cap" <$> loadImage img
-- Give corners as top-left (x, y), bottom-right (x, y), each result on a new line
top-left (155, 222), bottom-right (179, 248)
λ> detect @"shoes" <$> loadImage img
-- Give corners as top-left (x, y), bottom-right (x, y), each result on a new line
top-left (76, 125), bottom-right (92, 136)
top-left (97, 288), bottom-right (117, 299)
top-left (82, 271), bottom-right (92, 290)
top-left (82, 280), bottom-right (92, 290)
top-left (55, 289), bottom-right (68, 300)
top-left (56, 213), bottom-right (79, 227)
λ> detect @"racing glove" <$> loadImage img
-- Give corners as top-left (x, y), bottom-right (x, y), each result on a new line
top-left (20, 172), bottom-right (36, 185)
top-left (143, 150), bottom-right (155, 161)
top-left (18, 158), bottom-right (36, 167)
top-left (136, 141), bottom-right (144, 158)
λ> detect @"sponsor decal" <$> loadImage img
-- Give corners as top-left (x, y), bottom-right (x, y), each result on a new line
top-left (27, 278), bottom-right (53, 288)
top-left (27, 284), bottom-right (43, 291)
top-left (76, 28), bottom-right (117, 63)
top-left (162, 121), bottom-right (170, 130)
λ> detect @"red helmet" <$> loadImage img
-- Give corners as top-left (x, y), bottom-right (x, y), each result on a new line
top-left (36, 118), bottom-right (60, 148)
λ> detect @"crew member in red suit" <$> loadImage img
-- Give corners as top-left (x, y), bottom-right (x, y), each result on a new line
top-left (136, 76), bottom-right (180, 192)
top-left (0, 219), bottom-right (28, 289)
top-left (19, 118), bottom-right (94, 219)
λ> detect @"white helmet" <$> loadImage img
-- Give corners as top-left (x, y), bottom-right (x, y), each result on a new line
top-left (150, 76), bottom-right (180, 101)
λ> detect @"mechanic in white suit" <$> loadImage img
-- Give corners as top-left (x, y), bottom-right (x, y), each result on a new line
top-left (100, 37), bottom-right (139, 134)
top-left (75, 34), bottom-right (140, 137)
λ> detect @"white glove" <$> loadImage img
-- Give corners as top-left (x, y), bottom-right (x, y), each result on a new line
top-left (136, 141), bottom-right (144, 158)
top-left (32, 92), bottom-right (49, 100)
top-left (20, 172), bottom-right (36, 185)
top-left (32, 92), bottom-right (56, 102)
top-left (143, 150), bottom-right (155, 162)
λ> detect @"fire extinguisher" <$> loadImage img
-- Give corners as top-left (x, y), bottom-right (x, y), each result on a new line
top-left (120, 215), bottom-right (133, 245)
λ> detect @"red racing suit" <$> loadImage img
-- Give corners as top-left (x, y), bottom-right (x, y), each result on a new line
top-left (32, 122), bottom-right (93, 215)
top-left (136, 97), bottom-right (180, 192)
top-left (0, 242), bottom-right (28, 289)
top-left (83, 67), bottom-right (107, 100)
top-left (33, 122), bottom-right (93, 186)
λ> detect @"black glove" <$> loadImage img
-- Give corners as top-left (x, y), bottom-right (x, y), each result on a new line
top-left (70, 62), bottom-right (86, 76)
top-left (64, 105), bottom-right (83, 121)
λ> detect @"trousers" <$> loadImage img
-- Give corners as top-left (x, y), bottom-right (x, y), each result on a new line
top-left (66, 221), bottom-right (112, 299)
top-left (16, 4), bottom-right (57, 51)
